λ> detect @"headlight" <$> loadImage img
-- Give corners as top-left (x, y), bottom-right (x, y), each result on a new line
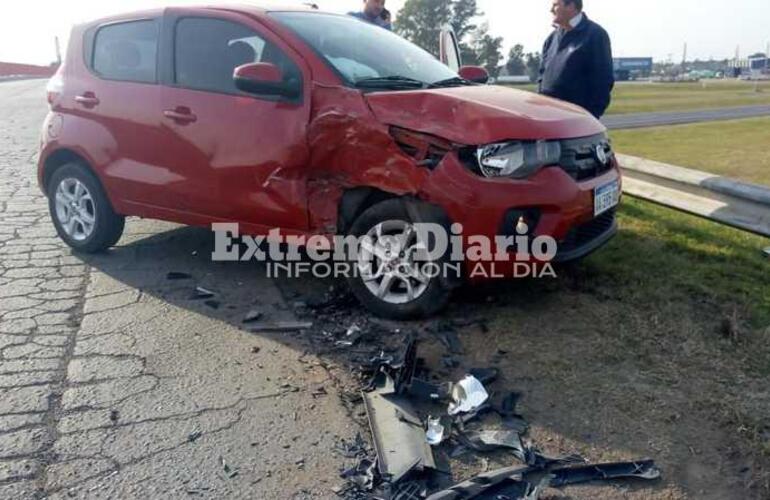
top-left (475, 140), bottom-right (561, 178)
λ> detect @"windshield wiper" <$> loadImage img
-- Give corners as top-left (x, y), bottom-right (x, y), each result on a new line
top-left (429, 76), bottom-right (476, 88)
top-left (354, 76), bottom-right (427, 90)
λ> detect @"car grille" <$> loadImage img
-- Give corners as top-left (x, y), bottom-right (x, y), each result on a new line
top-left (558, 133), bottom-right (614, 181)
top-left (559, 209), bottom-right (617, 253)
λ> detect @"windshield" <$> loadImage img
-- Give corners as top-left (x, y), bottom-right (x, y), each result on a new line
top-left (271, 12), bottom-right (458, 88)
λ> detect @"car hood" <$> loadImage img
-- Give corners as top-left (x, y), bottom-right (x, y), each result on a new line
top-left (364, 85), bottom-right (605, 144)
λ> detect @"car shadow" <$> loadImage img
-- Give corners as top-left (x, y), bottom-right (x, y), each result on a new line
top-left (74, 221), bottom-right (750, 498)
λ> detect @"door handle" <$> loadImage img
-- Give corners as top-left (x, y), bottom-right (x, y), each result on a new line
top-left (163, 107), bottom-right (197, 124)
top-left (75, 93), bottom-right (100, 107)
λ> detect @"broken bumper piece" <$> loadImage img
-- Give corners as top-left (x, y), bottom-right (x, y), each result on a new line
top-left (548, 458), bottom-right (661, 487)
top-left (362, 371), bottom-right (436, 483)
top-left (426, 459), bottom-right (661, 499)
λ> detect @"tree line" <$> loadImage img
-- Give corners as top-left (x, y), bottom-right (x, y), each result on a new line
top-left (394, 0), bottom-right (542, 81)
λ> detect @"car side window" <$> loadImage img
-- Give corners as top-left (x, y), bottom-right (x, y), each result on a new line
top-left (174, 17), bottom-right (299, 95)
top-left (93, 20), bottom-right (159, 83)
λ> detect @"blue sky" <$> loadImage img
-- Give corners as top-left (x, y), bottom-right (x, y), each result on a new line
top-left (1, 0), bottom-right (768, 65)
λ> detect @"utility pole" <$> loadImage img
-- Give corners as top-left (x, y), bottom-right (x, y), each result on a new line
top-left (54, 37), bottom-right (62, 66)
top-left (681, 42), bottom-right (688, 77)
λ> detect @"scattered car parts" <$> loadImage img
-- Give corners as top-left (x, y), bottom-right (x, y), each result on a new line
top-left (448, 375), bottom-right (489, 416)
top-left (548, 459), bottom-right (661, 487)
top-left (362, 371), bottom-right (437, 483)
top-left (348, 339), bottom-right (662, 499)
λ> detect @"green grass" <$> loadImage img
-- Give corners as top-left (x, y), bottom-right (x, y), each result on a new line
top-left (590, 197), bottom-right (770, 330)
top-left (607, 80), bottom-right (770, 114)
top-left (611, 116), bottom-right (770, 186)
top-left (461, 197), bottom-right (770, 497)
top-left (498, 80), bottom-right (770, 115)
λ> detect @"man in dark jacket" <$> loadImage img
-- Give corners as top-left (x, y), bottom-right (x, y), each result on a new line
top-left (348, 0), bottom-right (393, 31)
top-left (538, 0), bottom-right (614, 118)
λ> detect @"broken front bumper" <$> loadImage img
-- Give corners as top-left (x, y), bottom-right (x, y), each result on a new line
top-left (421, 152), bottom-right (621, 274)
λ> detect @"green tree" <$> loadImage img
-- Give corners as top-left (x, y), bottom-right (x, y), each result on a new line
top-left (396, 0), bottom-right (481, 58)
top-left (396, 0), bottom-right (502, 75)
top-left (525, 52), bottom-right (542, 83)
top-left (450, 0), bottom-right (478, 40)
top-left (395, 0), bottom-right (453, 57)
top-left (470, 23), bottom-right (504, 77)
top-left (505, 44), bottom-right (526, 75)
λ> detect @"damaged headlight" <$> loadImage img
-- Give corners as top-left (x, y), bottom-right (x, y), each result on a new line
top-left (475, 140), bottom-right (561, 179)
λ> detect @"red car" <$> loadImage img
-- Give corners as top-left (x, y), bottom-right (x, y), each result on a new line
top-left (39, 5), bottom-right (621, 319)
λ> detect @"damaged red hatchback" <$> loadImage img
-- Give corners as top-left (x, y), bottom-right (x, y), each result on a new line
top-left (39, 5), bottom-right (621, 319)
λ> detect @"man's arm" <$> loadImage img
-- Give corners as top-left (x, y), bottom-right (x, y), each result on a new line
top-left (587, 27), bottom-right (615, 118)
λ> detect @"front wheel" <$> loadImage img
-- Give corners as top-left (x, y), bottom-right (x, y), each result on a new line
top-left (48, 162), bottom-right (125, 253)
top-left (346, 199), bottom-right (452, 320)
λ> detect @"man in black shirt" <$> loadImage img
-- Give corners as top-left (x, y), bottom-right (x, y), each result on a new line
top-left (538, 0), bottom-right (614, 118)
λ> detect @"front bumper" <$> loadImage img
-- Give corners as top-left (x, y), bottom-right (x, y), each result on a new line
top-left (553, 209), bottom-right (618, 262)
top-left (420, 152), bottom-right (621, 277)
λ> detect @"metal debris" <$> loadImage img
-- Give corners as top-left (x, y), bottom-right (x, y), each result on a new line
top-left (190, 286), bottom-right (215, 300)
top-left (340, 457), bottom-right (377, 491)
top-left (424, 464), bottom-right (535, 500)
top-left (187, 430), bottom-right (203, 442)
top-left (426, 459), bottom-right (660, 499)
top-left (243, 309), bottom-right (264, 323)
top-left (459, 429), bottom-right (525, 454)
top-left (336, 325), bottom-right (363, 347)
top-left (548, 459), bottom-right (661, 487)
top-left (247, 321), bottom-right (314, 333)
top-left (448, 375), bottom-right (489, 416)
top-left (340, 338), bottom-right (661, 499)
top-left (362, 371), bottom-right (436, 483)
top-left (390, 480), bottom-right (429, 500)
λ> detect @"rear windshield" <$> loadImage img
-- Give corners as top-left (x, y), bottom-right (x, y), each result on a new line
top-left (270, 12), bottom-right (456, 86)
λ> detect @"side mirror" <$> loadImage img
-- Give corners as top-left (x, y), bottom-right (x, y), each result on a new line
top-left (459, 65), bottom-right (490, 84)
top-left (233, 62), bottom-right (300, 98)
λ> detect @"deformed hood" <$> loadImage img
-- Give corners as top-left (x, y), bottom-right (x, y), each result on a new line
top-left (364, 85), bottom-right (605, 144)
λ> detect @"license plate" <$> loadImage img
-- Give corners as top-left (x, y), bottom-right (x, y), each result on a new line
top-left (594, 180), bottom-right (620, 216)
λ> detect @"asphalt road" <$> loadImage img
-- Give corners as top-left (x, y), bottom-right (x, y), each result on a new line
top-left (0, 79), bottom-right (356, 499)
top-left (603, 104), bottom-right (770, 129)
top-left (2, 79), bottom-right (763, 500)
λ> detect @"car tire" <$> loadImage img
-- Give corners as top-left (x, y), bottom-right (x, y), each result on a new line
top-left (346, 199), bottom-right (452, 320)
top-left (47, 162), bottom-right (125, 253)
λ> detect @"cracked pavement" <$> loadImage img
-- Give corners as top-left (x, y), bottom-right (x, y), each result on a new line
top-left (0, 79), bottom-right (356, 499)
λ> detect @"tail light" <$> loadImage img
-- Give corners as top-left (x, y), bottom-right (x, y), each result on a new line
top-left (46, 72), bottom-right (64, 107)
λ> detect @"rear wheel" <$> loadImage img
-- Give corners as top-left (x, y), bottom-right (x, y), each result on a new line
top-left (48, 162), bottom-right (125, 253)
top-left (347, 199), bottom-right (452, 319)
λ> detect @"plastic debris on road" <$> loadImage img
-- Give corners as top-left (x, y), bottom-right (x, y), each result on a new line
top-left (448, 375), bottom-right (489, 416)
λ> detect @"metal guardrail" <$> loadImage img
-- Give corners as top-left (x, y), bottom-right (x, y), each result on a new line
top-left (617, 154), bottom-right (770, 238)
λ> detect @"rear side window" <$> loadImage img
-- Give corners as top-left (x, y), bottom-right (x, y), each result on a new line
top-left (93, 20), bottom-right (158, 83)
top-left (174, 17), bottom-right (299, 95)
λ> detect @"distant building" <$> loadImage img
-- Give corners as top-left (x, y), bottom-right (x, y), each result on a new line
top-left (749, 55), bottom-right (769, 75)
top-left (613, 57), bottom-right (653, 81)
